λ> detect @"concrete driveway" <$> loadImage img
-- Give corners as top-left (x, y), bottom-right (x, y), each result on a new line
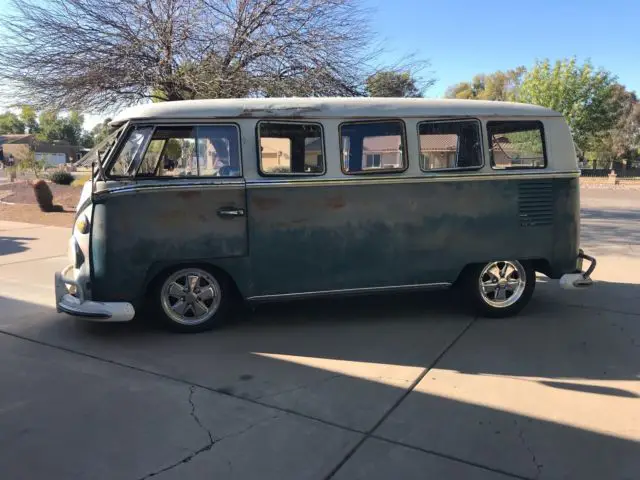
top-left (0, 188), bottom-right (638, 480)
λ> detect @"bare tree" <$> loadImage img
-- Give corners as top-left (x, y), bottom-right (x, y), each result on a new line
top-left (0, 0), bottom-right (431, 111)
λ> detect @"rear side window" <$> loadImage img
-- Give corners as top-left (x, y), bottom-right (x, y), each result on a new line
top-left (341, 121), bottom-right (406, 174)
top-left (418, 120), bottom-right (482, 171)
top-left (258, 122), bottom-right (324, 175)
top-left (488, 121), bottom-right (546, 169)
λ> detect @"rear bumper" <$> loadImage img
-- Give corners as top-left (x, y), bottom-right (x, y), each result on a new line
top-left (559, 250), bottom-right (596, 290)
top-left (55, 264), bottom-right (135, 322)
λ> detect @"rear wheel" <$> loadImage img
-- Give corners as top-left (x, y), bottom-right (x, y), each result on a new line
top-left (152, 266), bottom-right (229, 333)
top-left (463, 260), bottom-right (535, 318)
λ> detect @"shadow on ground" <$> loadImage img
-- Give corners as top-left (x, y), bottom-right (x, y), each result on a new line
top-left (581, 208), bottom-right (640, 247)
top-left (1, 278), bottom-right (638, 479)
top-left (0, 236), bottom-right (34, 256)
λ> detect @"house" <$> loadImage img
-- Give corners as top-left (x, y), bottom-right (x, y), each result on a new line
top-left (260, 136), bottom-right (323, 172)
top-left (0, 134), bottom-right (79, 166)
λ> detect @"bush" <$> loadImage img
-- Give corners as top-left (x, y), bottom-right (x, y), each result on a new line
top-left (19, 150), bottom-right (46, 178)
top-left (71, 174), bottom-right (91, 187)
top-left (49, 170), bottom-right (75, 185)
top-left (32, 180), bottom-right (63, 212)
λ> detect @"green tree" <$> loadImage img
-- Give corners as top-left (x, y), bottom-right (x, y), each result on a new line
top-left (90, 118), bottom-right (113, 146)
top-left (609, 85), bottom-right (640, 161)
top-left (36, 110), bottom-right (85, 145)
top-left (19, 105), bottom-right (39, 133)
top-left (519, 58), bottom-right (622, 152)
top-left (0, 112), bottom-right (25, 134)
top-left (365, 71), bottom-right (426, 97)
top-left (445, 67), bottom-right (526, 101)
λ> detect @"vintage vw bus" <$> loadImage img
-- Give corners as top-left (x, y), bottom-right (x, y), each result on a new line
top-left (56, 98), bottom-right (596, 332)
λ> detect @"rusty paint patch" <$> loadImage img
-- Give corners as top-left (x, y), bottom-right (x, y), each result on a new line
top-left (253, 196), bottom-right (282, 210)
top-left (239, 106), bottom-right (322, 117)
top-left (177, 191), bottom-right (201, 200)
top-left (326, 196), bottom-right (346, 209)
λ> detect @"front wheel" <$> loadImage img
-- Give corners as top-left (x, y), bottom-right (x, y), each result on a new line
top-left (152, 266), bottom-right (230, 333)
top-left (462, 260), bottom-right (535, 318)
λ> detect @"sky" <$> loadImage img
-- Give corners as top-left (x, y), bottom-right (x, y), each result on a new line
top-left (1, 0), bottom-right (638, 131)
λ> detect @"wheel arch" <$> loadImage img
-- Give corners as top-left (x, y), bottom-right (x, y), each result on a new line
top-left (144, 261), bottom-right (243, 302)
top-left (453, 257), bottom-right (548, 287)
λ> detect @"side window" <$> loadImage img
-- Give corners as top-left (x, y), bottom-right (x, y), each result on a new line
top-left (109, 126), bottom-right (153, 176)
top-left (488, 121), bottom-right (546, 169)
top-left (341, 121), bottom-right (406, 173)
top-left (136, 125), bottom-right (241, 178)
top-left (418, 120), bottom-right (482, 171)
top-left (258, 122), bottom-right (324, 175)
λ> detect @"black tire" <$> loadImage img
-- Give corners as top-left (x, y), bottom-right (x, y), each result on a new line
top-left (462, 260), bottom-right (535, 318)
top-left (150, 266), bottom-right (231, 333)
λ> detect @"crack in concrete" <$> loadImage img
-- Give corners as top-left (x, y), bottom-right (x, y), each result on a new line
top-left (514, 420), bottom-right (543, 479)
top-left (136, 386), bottom-right (215, 479)
top-left (137, 386), bottom-right (280, 479)
top-left (188, 386), bottom-right (214, 445)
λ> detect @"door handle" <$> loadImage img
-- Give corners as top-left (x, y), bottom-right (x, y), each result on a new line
top-left (217, 207), bottom-right (245, 218)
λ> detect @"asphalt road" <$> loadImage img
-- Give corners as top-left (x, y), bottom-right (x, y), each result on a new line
top-left (0, 187), bottom-right (638, 480)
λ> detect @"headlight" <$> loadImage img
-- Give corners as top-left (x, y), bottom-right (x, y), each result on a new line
top-left (75, 215), bottom-right (90, 234)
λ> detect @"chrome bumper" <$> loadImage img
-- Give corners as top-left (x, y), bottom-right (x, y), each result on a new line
top-left (55, 264), bottom-right (135, 322)
top-left (559, 250), bottom-right (596, 290)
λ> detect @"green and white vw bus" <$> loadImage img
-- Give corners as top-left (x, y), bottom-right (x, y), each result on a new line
top-left (56, 98), bottom-right (596, 332)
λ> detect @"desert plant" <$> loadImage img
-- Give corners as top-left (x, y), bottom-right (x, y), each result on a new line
top-left (32, 179), bottom-right (63, 212)
top-left (19, 150), bottom-right (46, 178)
top-left (49, 170), bottom-right (74, 185)
top-left (6, 166), bottom-right (17, 182)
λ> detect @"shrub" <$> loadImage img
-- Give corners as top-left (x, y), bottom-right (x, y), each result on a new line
top-left (71, 174), bottom-right (91, 187)
top-left (19, 150), bottom-right (46, 178)
top-left (49, 170), bottom-right (75, 185)
top-left (6, 166), bottom-right (17, 182)
top-left (32, 180), bottom-right (63, 212)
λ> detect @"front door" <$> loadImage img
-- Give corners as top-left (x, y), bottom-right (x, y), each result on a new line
top-left (91, 123), bottom-right (248, 302)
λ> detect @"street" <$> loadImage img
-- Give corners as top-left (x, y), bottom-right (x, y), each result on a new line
top-left (0, 187), bottom-right (638, 480)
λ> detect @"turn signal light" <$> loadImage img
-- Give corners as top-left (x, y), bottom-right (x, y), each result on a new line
top-left (75, 215), bottom-right (90, 234)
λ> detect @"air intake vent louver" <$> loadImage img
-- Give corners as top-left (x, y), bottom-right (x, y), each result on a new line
top-left (518, 180), bottom-right (554, 227)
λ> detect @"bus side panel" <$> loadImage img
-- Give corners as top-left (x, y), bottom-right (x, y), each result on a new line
top-left (90, 184), bottom-right (250, 305)
top-left (246, 177), bottom-right (558, 296)
top-left (550, 176), bottom-right (581, 277)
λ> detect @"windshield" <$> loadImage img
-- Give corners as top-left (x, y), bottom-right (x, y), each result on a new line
top-left (75, 124), bottom-right (125, 171)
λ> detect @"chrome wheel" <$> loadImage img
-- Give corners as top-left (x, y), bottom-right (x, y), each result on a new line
top-left (160, 268), bottom-right (221, 326)
top-left (478, 260), bottom-right (526, 308)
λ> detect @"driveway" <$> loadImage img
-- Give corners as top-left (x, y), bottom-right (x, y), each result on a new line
top-left (0, 188), bottom-right (638, 480)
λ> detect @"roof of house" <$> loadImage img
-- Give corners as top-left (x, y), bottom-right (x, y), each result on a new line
top-left (112, 98), bottom-right (561, 125)
top-left (0, 134), bottom-right (33, 144)
top-left (419, 134), bottom-right (458, 151)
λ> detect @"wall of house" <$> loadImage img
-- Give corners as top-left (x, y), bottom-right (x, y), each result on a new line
top-left (2, 141), bottom-right (77, 164)
top-left (1, 144), bottom-right (30, 162)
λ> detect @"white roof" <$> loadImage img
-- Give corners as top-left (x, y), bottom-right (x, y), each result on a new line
top-left (111, 98), bottom-right (561, 125)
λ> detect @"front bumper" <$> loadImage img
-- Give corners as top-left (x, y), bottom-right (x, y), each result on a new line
top-left (559, 250), bottom-right (597, 290)
top-left (55, 264), bottom-right (135, 322)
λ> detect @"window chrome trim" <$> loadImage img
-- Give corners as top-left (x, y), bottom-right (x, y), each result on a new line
top-left (94, 179), bottom-right (245, 198)
top-left (417, 117), bottom-right (485, 172)
top-left (246, 282), bottom-right (451, 301)
top-left (244, 171), bottom-right (579, 188)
